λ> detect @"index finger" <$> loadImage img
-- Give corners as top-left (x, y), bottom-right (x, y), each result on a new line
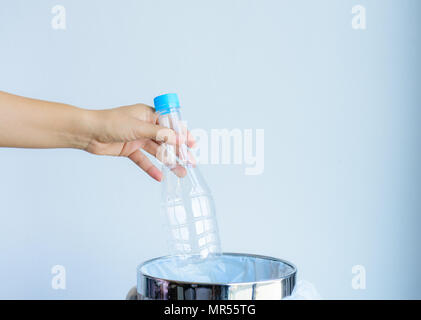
top-left (133, 121), bottom-right (177, 146)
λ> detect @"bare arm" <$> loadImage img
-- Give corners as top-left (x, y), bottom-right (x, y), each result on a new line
top-left (0, 91), bottom-right (193, 180)
top-left (0, 91), bottom-right (95, 149)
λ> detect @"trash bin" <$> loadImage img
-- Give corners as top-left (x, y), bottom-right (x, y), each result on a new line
top-left (132, 253), bottom-right (296, 300)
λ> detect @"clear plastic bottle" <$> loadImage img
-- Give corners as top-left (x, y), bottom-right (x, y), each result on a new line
top-left (154, 93), bottom-right (221, 259)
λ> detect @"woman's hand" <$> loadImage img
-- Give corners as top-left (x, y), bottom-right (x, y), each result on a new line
top-left (85, 104), bottom-right (195, 181)
top-left (0, 91), bottom-right (194, 181)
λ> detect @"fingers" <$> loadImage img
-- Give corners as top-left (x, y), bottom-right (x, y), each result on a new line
top-left (142, 139), bottom-right (188, 178)
top-left (176, 129), bottom-right (196, 149)
top-left (110, 104), bottom-right (196, 148)
top-left (134, 121), bottom-right (177, 146)
top-left (128, 149), bottom-right (162, 181)
top-left (134, 121), bottom-right (196, 152)
top-left (173, 122), bottom-right (196, 148)
top-left (186, 130), bottom-right (196, 148)
top-left (153, 116), bottom-right (196, 148)
top-left (170, 165), bottom-right (187, 178)
top-left (122, 105), bottom-right (196, 148)
top-left (143, 139), bottom-right (196, 167)
top-left (119, 104), bottom-right (158, 123)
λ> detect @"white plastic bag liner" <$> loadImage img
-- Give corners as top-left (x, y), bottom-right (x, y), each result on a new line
top-left (139, 254), bottom-right (295, 284)
top-left (284, 280), bottom-right (321, 300)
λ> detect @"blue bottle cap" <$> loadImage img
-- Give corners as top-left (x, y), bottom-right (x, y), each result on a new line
top-left (153, 93), bottom-right (180, 114)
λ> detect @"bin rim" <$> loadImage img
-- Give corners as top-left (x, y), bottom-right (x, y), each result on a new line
top-left (137, 252), bottom-right (297, 287)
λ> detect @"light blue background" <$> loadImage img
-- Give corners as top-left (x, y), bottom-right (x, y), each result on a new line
top-left (0, 0), bottom-right (420, 299)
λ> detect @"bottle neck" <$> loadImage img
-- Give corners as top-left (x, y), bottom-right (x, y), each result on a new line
top-left (157, 109), bottom-right (183, 132)
top-left (157, 109), bottom-right (191, 168)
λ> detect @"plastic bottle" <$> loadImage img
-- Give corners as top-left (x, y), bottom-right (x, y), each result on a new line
top-left (154, 93), bottom-right (222, 259)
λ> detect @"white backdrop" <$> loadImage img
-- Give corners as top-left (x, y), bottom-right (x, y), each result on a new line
top-left (0, 0), bottom-right (420, 299)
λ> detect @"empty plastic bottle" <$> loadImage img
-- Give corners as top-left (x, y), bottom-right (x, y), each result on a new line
top-left (154, 93), bottom-right (221, 259)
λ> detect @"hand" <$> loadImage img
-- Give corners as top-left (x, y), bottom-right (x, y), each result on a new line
top-left (84, 104), bottom-right (195, 181)
top-left (0, 91), bottom-right (194, 181)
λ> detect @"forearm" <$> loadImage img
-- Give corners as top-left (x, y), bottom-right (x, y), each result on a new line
top-left (0, 91), bottom-right (188, 180)
top-left (0, 91), bottom-right (95, 149)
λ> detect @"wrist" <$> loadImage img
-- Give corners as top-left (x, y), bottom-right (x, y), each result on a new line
top-left (68, 108), bottom-right (99, 150)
